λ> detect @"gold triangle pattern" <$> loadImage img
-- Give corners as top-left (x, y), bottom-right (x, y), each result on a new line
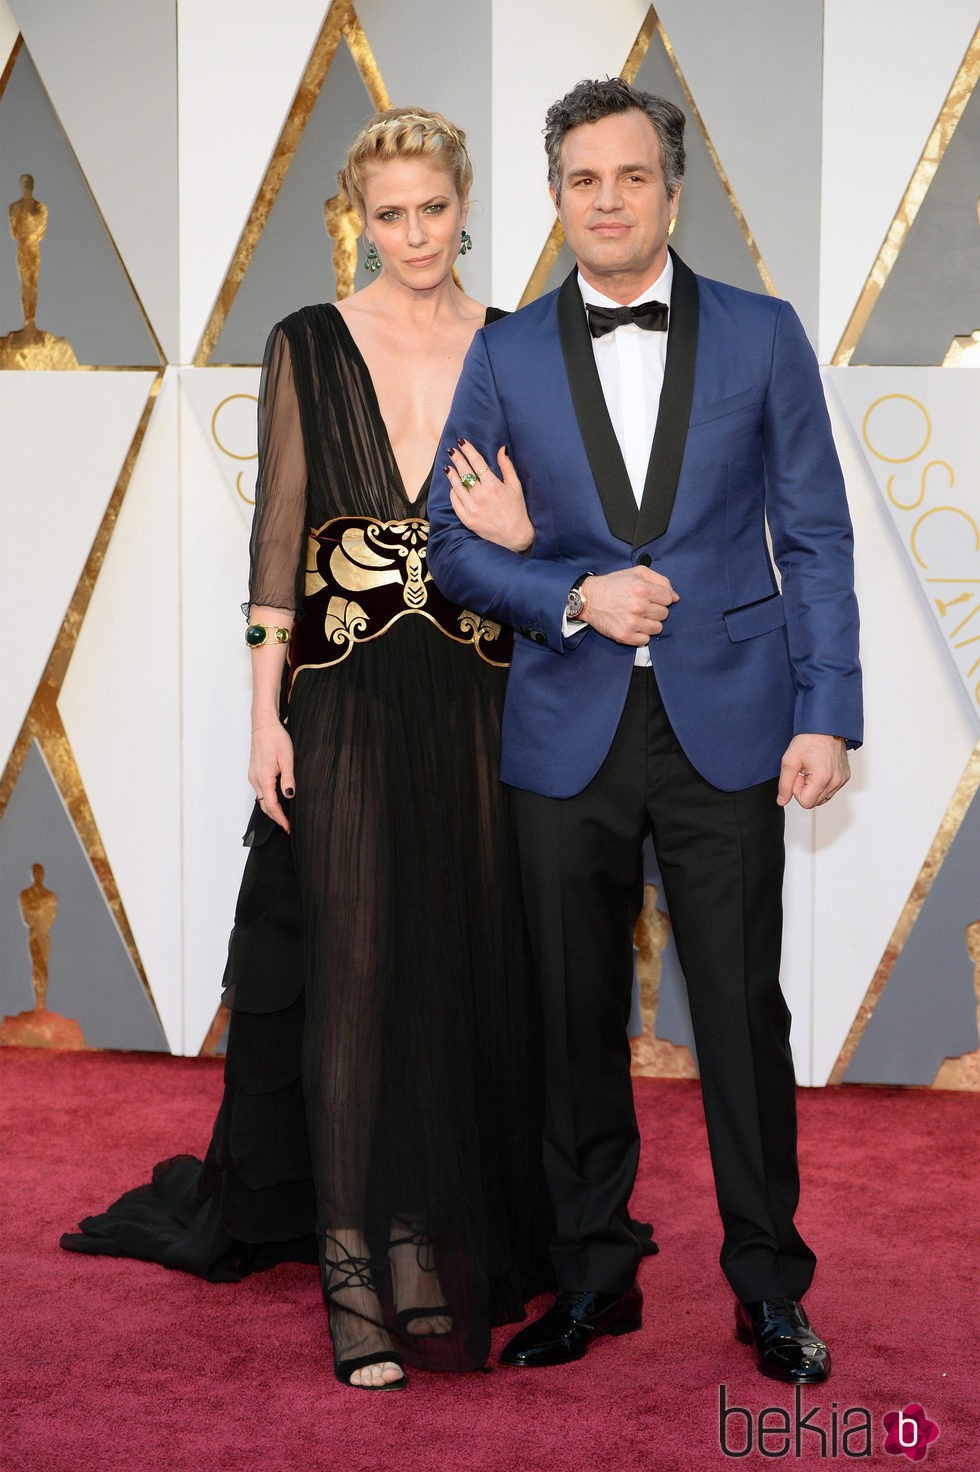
top-left (1, 25), bottom-right (176, 1041)
top-left (0, 374), bottom-right (166, 1024)
top-left (832, 23), bottom-right (980, 366)
top-left (0, 33), bottom-right (22, 99)
top-left (1, 4), bottom-right (974, 1075)
top-left (194, 0), bottom-right (390, 366)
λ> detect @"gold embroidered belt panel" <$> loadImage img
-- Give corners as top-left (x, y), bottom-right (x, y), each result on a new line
top-left (288, 517), bottom-right (512, 691)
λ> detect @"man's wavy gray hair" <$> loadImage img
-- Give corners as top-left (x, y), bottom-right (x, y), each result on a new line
top-left (544, 78), bottom-right (686, 203)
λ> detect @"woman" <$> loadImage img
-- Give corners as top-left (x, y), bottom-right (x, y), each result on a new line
top-left (62, 108), bottom-right (550, 1392)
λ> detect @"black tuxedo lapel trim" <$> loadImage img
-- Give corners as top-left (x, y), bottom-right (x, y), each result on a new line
top-left (633, 249), bottom-right (700, 549)
top-left (556, 270), bottom-right (637, 544)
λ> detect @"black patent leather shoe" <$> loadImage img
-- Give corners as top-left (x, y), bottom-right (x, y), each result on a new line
top-left (736, 1298), bottom-right (831, 1384)
top-left (500, 1287), bottom-right (642, 1368)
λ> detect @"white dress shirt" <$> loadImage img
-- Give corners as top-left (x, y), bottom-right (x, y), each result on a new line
top-left (565, 255), bottom-right (674, 667)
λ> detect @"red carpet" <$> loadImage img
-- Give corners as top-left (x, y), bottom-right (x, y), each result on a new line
top-left (2, 1048), bottom-right (976, 1471)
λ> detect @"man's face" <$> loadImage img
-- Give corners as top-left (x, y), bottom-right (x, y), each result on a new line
top-left (552, 109), bottom-right (679, 293)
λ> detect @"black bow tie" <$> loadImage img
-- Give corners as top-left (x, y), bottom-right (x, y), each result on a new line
top-left (586, 300), bottom-right (669, 339)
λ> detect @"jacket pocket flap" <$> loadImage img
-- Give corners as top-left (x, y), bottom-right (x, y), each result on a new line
top-left (688, 384), bottom-right (766, 429)
top-left (723, 594), bottom-right (786, 642)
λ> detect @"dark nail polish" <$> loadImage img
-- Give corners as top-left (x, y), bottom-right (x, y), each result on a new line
top-left (457, 437), bottom-right (465, 447)
top-left (443, 464), bottom-right (451, 474)
top-left (283, 787), bottom-right (294, 798)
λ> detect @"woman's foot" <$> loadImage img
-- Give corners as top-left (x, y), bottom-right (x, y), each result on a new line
top-left (321, 1231), bottom-right (408, 1390)
top-left (347, 1357), bottom-right (406, 1390)
top-left (389, 1222), bottom-right (452, 1336)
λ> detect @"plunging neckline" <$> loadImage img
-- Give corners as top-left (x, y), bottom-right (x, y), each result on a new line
top-left (327, 301), bottom-right (489, 513)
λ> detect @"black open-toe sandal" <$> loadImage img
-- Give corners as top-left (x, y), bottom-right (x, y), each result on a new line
top-left (334, 1350), bottom-right (407, 1391)
top-left (388, 1232), bottom-right (452, 1336)
top-left (321, 1238), bottom-right (408, 1390)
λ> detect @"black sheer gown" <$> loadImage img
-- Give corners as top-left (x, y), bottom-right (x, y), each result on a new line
top-left (62, 304), bottom-right (554, 1375)
top-left (61, 807), bottom-right (318, 1282)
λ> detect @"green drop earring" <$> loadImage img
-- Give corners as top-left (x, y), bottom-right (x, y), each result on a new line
top-left (459, 229), bottom-right (473, 257)
top-left (364, 241), bottom-right (382, 273)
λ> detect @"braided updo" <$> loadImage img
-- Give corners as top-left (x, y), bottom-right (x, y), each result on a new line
top-left (338, 106), bottom-right (473, 215)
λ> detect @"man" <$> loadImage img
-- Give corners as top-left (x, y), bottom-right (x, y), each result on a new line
top-left (427, 79), bottom-right (861, 1383)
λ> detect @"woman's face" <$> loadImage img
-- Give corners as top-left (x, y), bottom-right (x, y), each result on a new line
top-left (359, 157), bottom-right (466, 290)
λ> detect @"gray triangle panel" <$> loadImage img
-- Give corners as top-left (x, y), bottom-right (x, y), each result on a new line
top-left (844, 789), bottom-right (980, 1084)
top-left (0, 743), bottom-right (169, 1051)
top-left (631, 40), bottom-right (769, 295)
top-left (852, 84), bottom-right (980, 365)
top-left (0, 46), bottom-right (159, 365)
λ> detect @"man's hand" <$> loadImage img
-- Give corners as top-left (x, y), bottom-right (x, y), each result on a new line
top-left (777, 734), bottom-right (850, 809)
top-left (580, 568), bottom-right (678, 646)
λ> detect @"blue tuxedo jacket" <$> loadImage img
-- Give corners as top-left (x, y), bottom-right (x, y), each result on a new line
top-left (427, 252), bottom-right (862, 798)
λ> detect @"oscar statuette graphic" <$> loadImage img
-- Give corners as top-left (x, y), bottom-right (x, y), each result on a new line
top-left (932, 919), bottom-right (980, 1089)
top-left (0, 864), bottom-right (86, 1047)
top-left (0, 173), bottom-right (79, 369)
top-left (324, 192), bottom-right (362, 301)
top-left (630, 884), bottom-right (697, 1078)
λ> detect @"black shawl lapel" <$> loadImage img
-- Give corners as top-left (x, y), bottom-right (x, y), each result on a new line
top-left (556, 269), bottom-right (637, 544)
top-left (633, 249), bottom-right (700, 548)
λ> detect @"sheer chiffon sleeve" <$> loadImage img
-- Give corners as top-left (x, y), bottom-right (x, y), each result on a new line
top-left (247, 325), bottom-right (309, 613)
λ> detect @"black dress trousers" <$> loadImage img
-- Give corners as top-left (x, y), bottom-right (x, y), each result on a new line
top-left (509, 667), bottom-right (816, 1303)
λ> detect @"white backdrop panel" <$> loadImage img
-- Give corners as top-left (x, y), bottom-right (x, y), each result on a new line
top-left (182, 368), bottom-right (260, 524)
top-left (179, 368), bottom-right (257, 1053)
top-left (0, 0), bottom-right (17, 67)
top-left (819, 0), bottom-right (979, 362)
top-left (3, 0), bottom-right (975, 1069)
top-left (58, 369), bottom-right (183, 1051)
top-left (810, 377), bottom-right (978, 1083)
top-left (176, 0), bottom-right (328, 363)
top-left (1, 371), bottom-right (157, 774)
top-left (831, 369), bottom-right (980, 722)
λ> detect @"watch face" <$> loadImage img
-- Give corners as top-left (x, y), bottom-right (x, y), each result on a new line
top-left (566, 590), bottom-right (584, 620)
